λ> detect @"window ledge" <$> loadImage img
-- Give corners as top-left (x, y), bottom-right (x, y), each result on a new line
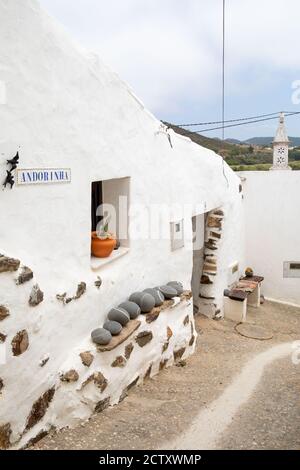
top-left (91, 247), bottom-right (130, 271)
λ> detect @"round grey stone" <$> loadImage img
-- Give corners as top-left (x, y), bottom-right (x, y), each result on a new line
top-left (108, 307), bottom-right (130, 326)
top-left (91, 328), bottom-right (112, 345)
top-left (167, 281), bottom-right (184, 295)
top-left (119, 301), bottom-right (141, 319)
top-left (159, 285), bottom-right (177, 299)
top-left (137, 292), bottom-right (155, 313)
top-left (129, 292), bottom-right (143, 304)
top-left (144, 288), bottom-right (164, 307)
top-left (103, 320), bottom-right (122, 336)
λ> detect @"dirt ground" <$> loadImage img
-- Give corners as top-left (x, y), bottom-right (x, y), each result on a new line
top-left (33, 300), bottom-right (300, 450)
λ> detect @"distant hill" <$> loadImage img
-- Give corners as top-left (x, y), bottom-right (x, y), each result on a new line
top-left (163, 122), bottom-right (243, 154)
top-left (224, 136), bottom-right (300, 147)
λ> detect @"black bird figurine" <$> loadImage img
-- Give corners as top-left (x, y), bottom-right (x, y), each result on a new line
top-left (3, 170), bottom-right (15, 189)
top-left (7, 152), bottom-right (19, 169)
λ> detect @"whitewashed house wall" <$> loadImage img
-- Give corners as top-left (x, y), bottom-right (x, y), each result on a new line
top-left (0, 0), bottom-right (244, 448)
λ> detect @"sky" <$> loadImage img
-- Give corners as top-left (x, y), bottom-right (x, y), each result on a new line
top-left (39, 0), bottom-right (300, 140)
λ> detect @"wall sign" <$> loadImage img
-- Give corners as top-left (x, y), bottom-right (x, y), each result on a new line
top-left (17, 168), bottom-right (71, 186)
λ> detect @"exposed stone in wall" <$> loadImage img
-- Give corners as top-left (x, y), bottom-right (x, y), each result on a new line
top-left (210, 231), bottom-right (221, 240)
top-left (0, 305), bottom-right (9, 321)
top-left (124, 343), bottom-right (134, 360)
top-left (74, 282), bottom-right (86, 299)
top-left (0, 423), bottom-right (11, 449)
top-left (207, 216), bottom-right (222, 229)
top-left (127, 376), bottom-right (139, 391)
top-left (136, 331), bottom-right (153, 347)
top-left (29, 284), bottom-right (44, 307)
top-left (198, 208), bottom-right (226, 319)
top-left (162, 341), bottom-right (169, 353)
top-left (146, 310), bottom-right (160, 323)
top-left (144, 364), bottom-right (152, 380)
top-left (173, 347), bottom-right (186, 362)
top-left (16, 266), bottom-right (33, 285)
top-left (0, 333), bottom-right (6, 343)
top-left (0, 378), bottom-right (3, 392)
top-left (160, 358), bottom-right (168, 371)
top-left (95, 397), bottom-right (110, 413)
top-left (95, 276), bottom-right (102, 289)
top-left (57, 282), bottom-right (86, 305)
top-left (11, 330), bottom-right (29, 356)
top-left (189, 335), bottom-right (196, 347)
top-left (167, 326), bottom-right (173, 339)
top-left (111, 356), bottom-right (126, 368)
top-left (80, 351), bottom-right (94, 367)
top-left (82, 372), bottom-right (108, 392)
top-left (213, 209), bottom-right (224, 217)
top-left (183, 315), bottom-right (190, 326)
top-left (39, 356), bottom-right (50, 368)
top-left (60, 370), bottom-right (79, 383)
top-left (200, 275), bottom-right (213, 285)
top-left (203, 263), bottom-right (217, 273)
top-left (25, 388), bottom-right (55, 431)
top-left (0, 256), bottom-right (20, 273)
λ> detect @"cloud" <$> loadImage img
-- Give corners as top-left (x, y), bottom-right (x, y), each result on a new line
top-left (38, 0), bottom-right (300, 129)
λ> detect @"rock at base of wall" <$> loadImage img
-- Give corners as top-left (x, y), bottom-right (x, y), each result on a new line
top-left (0, 423), bottom-right (11, 449)
top-left (95, 397), bottom-right (110, 413)
top-left (173, 347), bottom-right (186, 361)
top-left (25, 388), bottom-right (55, 431)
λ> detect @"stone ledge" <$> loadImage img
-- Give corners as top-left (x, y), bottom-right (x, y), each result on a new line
top-left (97, 320), bottom-right (141, 352)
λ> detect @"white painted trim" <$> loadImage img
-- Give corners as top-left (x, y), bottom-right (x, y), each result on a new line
top-left (264, 297), bottom-right (300, 309)
top-left (90, 247), bottom-right (129, 271)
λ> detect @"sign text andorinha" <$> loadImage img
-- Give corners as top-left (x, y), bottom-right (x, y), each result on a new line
top-left (17, 168), bottom-right (71, 185)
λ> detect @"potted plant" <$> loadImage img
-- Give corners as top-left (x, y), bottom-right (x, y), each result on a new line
top-left (91, 220), bottom-right (116, 258)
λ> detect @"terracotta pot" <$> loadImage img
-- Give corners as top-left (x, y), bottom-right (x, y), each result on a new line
top-left (91, 232), bottom-right (117, 258)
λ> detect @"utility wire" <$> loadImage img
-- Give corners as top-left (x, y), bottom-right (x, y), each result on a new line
top-left (176, 112), bottom-right (281, 128)
top-left (195, 111), bottom-right (300, 134)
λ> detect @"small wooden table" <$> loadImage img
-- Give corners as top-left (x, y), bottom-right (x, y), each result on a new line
top-left (224, 275), bottom-right (264, 322)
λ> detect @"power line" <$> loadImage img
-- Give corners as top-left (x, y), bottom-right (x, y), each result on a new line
top-left (176, 112), bottom-right (281, 128)
top-left (195, 111), bottom-right (300, 134)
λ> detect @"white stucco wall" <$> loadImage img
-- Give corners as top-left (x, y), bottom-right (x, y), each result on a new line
top-left (0, 0), bottom-right (244, 448)
top-left (240, 171), bottom-right (300, 305)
